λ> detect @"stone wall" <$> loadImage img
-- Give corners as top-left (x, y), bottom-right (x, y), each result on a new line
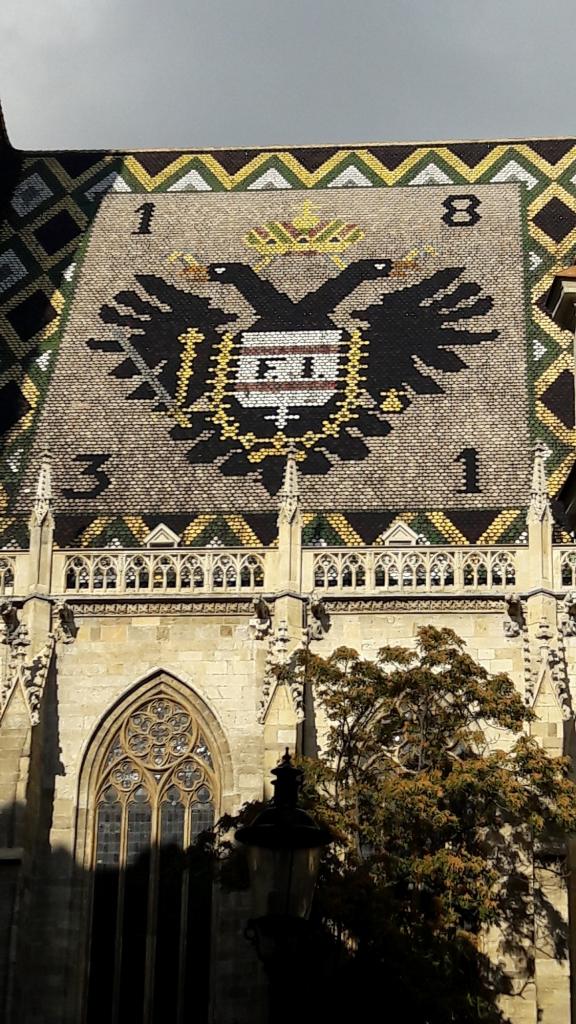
top-left (0, 450), bottom-right (575, 1023)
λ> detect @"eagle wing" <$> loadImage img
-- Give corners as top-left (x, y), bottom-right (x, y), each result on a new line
top-left (87, 274), bottom-right (236, 410)
top-left (350, 267), bottom-right (498, 401)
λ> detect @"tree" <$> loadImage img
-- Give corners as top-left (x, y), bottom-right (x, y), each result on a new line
top-left (289, 626), bottom-right (576, 1024)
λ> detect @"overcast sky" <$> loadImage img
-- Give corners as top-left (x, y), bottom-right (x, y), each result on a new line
top-left (1, 0), bottom-right (575, 151)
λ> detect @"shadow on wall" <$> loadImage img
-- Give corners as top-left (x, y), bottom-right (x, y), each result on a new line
top-left (0, 642), bottom-right (570, 1024)
top-left (0, 663), bottom-right (218, 1024)
top-left (0, 799), bottom-right (214, 1024)
top-left (88, 837), bottom-right (213, 1023)
top-left (0, 790), bottom-right (572, 1024)
top-left (0, 645), bottom-right (256, 1024)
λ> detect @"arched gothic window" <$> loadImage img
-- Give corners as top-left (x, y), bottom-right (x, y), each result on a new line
top-left (86, 694), bottom-right (217, 1024)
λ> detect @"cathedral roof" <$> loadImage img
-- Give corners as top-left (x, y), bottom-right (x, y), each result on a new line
top-left (1, 117), bottom-right (575, 548)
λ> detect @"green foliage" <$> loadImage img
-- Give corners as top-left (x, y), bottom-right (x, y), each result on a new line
top-left (292, 626), bottom-right (576, 1023)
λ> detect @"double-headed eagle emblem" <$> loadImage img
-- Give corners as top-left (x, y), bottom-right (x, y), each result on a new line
top-left (89, 201), bottom-right (498, 494)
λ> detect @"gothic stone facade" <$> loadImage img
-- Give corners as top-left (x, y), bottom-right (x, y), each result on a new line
top-left (1, 118), bottom-right (576, 1023)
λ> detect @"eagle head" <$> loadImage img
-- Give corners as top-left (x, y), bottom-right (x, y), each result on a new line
top-left (207, 262), bottom-right (247, 283)
top-left (350, 258), bottom-right (393, 280)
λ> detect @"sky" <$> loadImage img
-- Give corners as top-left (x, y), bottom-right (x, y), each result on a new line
top-left (1, 0), bottom-right (575, 151)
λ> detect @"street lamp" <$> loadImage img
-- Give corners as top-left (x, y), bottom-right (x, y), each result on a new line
top-left (235, 749), bottom-right (331, 1021)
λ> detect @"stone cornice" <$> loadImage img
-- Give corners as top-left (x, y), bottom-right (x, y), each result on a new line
top-left (66, 596), bottom-right (255, 616)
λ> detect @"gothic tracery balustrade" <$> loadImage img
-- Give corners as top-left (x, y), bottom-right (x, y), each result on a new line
top-left (559, 549), bottom-right (576, 588)
top-left (312, 547), bottom-right (518, 593)
top-left (62, 549), bottom-right (266, 595)
top-left (31, 542), bottom-right (576, 596)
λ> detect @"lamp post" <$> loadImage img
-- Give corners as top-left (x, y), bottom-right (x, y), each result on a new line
top-left (235, 750), bottom-right (331, 1023)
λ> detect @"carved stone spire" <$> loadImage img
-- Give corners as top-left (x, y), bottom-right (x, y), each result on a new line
top-left (265, 448), bottom-right (304, 766)
top-left (272, 446), bottom-right (302, 593)
top-left (27, 451), bottom-right (54, 596)
top-left (30, 450), bottom-right (53, 527)
top-left (524, 439), bottom-right (553, 592)
top-left (277, 445), bottom-right (300, 526)
top-left (527, 440), bottom-right (552, 524)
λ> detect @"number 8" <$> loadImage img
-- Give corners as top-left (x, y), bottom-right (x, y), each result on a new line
top-left (442, 195), bottom-right (481, 227)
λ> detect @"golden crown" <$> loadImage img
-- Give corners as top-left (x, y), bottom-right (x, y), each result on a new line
top-left (242, 200), bottom-right (364, 268)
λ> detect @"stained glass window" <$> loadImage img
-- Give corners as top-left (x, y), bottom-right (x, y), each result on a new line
top-left (87, 694), bottom-right (217, 1024)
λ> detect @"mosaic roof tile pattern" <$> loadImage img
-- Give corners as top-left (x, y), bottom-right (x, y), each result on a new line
top-left (1, 139), bottom-right (575, 548)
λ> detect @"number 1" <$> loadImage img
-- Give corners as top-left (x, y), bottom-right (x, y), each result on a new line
top-left (133, 203), bottom-right (155, 235)
top-left (456, 448), bottom-right (481, 493)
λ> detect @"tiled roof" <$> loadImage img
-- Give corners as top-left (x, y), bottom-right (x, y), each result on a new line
top-left (1, 132), bottom-right (575, 547)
